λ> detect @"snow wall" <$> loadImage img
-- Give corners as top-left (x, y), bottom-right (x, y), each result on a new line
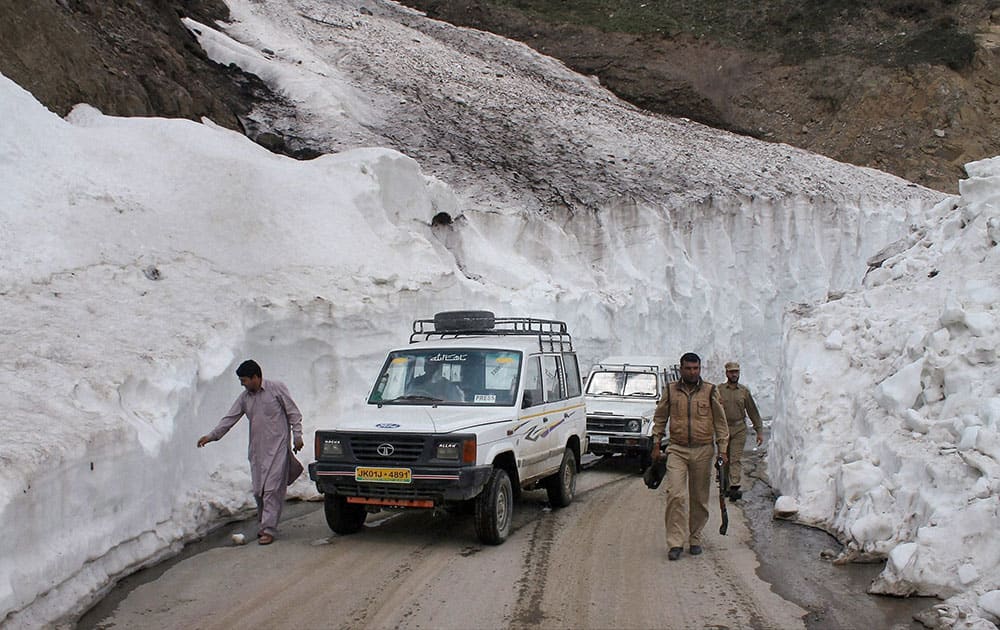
top-left (770, 156), bottom-right (1000, 625)
top-left (0, 67), bottom-right (941, 627)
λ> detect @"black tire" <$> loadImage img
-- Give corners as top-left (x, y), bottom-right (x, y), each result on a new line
top-left (434, 310), bottom-right (495, 332)
top-left (323, 493), bottom-right (367, 535)
top-left (545, 449), bottom-right (577, 508)
top-left (474, 468), bottom-right (513, 545)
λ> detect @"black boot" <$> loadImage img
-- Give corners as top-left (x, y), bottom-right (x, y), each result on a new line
top-left (728, 485), bottom-right (742, 501)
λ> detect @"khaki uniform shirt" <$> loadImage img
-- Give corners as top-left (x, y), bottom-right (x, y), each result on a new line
top-left (718, 382), bottom-right (762, 433)
top-left (652, 379), bottom-right (728, 452)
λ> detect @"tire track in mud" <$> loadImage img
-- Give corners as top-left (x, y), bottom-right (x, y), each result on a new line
top-left (507, 468), bottom-right (636, 628)
top-left (509, 509), bottom-right (559, 627)
top-left (338, 528), bottom-right (448, 629)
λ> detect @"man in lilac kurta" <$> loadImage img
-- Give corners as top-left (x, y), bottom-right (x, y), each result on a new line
top-left (198, 360), bottom-right (304, 545)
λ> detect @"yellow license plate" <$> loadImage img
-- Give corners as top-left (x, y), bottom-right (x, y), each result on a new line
top-left (355, 467), bottom-right (412, 484)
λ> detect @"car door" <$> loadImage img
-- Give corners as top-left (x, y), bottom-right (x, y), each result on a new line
top-left (536, 353), bottom-right (572, 476)
top-left (513, 354), bottom-right (552, 480)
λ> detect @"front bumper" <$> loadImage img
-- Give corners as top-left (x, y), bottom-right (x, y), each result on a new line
top-left (587, 433), bottom-right (653, 455)
top-left (309, 461), bottom-right (493, 504)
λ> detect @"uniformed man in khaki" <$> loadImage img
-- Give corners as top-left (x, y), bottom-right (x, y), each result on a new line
top-left (652, 352), bottom-right (728, 561)
top-left (718, 361), bottom-right (763, 501)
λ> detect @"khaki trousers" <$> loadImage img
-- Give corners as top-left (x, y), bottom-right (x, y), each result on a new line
top-left (663, 443), bottom-right (715, 549)
top-left (726, 423), bottom-right (748, 487)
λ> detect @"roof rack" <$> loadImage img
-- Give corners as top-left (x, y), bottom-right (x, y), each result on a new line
top-left (594, 362), bottom-right (661, 373)
top-left (411, 313), bottom-right (574, 352)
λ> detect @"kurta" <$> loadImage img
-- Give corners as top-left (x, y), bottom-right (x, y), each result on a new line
top-left (208, 379), bottom-right (303, 535)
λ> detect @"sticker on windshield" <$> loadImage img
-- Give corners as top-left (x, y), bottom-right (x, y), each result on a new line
top-left (474, 394), bottom-right (497, 404)
top-left (428, 353), bottom-right (468, 362)
top-left (391, 357), bottom-right (409, 364)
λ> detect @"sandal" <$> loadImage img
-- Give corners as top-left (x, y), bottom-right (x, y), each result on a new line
top-left (258, 533), bottom-right (274, 545)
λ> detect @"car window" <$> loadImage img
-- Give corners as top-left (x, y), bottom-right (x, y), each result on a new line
top-left (369, 349), bottom-right (522, 406)
top-left (586, 371), bottom-right (624, 395)
top-left (541, 355), bottom-right (563, 403)
top-left (563, 353), bottom-right (582, 398)
top-left (522, 356), bottom-right (543, 408)
top-left (623, 372), bottom-right (658, 396)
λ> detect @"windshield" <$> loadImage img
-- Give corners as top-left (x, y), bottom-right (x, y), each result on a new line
top-left (585, 371), bottom-right (659, 397)
top-left (369, 349), bottom-right (522, 406)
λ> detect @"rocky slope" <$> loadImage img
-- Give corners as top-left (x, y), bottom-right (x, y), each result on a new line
top-left (4, 1), bottom-right (998, 192)
top-left (398, 0), bottom-right (1000, 193)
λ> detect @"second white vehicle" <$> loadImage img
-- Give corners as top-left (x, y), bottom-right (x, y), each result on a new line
top-left (584, 356), bottom-right (678, 471)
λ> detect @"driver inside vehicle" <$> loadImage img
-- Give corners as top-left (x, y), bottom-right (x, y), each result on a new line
top-left (407, 360), bottom-right (464, 402)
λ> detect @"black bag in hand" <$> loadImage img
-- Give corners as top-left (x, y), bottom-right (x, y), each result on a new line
top-left (643, 458), bottom-right (666, 489)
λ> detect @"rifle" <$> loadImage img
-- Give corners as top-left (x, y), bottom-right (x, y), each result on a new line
top-left (715, 456), bottom-right (729, 535)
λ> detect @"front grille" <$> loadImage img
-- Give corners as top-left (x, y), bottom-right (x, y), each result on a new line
top-left (350, 434), bottom-right (428, 463)
top-left (587, 416), bottom-right (639, 432)
top-left (587, 415), bottom-right (627, 431)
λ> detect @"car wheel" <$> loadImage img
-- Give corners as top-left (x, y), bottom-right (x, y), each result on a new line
top-left (474, 468), bottom-right (513, 545)
top-left (323, 493), bottom-right (367, 535)
top-left (545, 448), bottom-right (577, 508)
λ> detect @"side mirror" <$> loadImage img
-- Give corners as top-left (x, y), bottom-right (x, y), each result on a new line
top-left (522, 391), bottom-right (534, 408)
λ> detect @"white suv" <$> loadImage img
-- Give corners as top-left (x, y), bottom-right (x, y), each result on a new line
top-left (584, 356), bottom-right (678, 471)
top-left (308, 311), bottom-right (586, 544)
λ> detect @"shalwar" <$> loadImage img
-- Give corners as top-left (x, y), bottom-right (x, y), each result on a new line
top-left (208, 379), bottom-right (303, 536)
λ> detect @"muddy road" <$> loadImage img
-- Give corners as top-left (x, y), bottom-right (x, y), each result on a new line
top-left (80, 451), bottom-right (931, 629)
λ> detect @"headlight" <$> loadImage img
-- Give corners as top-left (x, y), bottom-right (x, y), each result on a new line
top-left (436, 439), bottom-right (477, 463)
top-left (626, 419), bottom-right (641, 433)
top-left (436, 441), bottom-right (461, 460)
top-left (320, 438), bottom-right (344, 457)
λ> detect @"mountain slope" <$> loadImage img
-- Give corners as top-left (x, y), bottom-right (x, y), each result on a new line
top-left (400, 0), bottom-right (1000, 193)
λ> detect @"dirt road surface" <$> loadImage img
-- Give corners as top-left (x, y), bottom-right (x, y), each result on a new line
top-left (81, 456), bottom-right (805, 629)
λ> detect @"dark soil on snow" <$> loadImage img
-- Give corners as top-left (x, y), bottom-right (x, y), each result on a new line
top-left (5, 0), bottom-right (1000, 192)
top-left (399, 0), bottom-right (1000, 193)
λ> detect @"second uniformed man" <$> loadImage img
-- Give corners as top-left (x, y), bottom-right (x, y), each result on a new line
top-left (652, 352), bottom-right (728, 561)
top-left (718, 361), bottom-right (763, 501)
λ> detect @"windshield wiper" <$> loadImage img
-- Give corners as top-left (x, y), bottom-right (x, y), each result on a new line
top-left (389, 394), bottom-right (444, 402)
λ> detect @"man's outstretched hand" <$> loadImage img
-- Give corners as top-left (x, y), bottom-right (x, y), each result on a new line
top-left (197, 435), bottom-right (213, 448)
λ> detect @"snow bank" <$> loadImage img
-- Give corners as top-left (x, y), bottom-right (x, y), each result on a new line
top-left (770, 157), bottom-right (1000, 627)
top-left (0, 72), bottom-right (470, 627)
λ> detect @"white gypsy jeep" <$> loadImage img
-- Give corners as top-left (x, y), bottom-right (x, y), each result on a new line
top-left (584, 356), bottom-right (678, 471)
top-left (308, 310), bottom-right (587, 544)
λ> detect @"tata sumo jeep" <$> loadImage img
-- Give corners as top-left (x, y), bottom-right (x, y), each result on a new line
top-left (584, 356), bottom-right (678, 471)
top-left (308, 310), bottom-right (586, 544)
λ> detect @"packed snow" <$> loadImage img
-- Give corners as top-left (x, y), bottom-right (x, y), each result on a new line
top-left (1, 0), bottom-right (998, 627)
top-left (770, 156), bottom-right (1000, 626)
